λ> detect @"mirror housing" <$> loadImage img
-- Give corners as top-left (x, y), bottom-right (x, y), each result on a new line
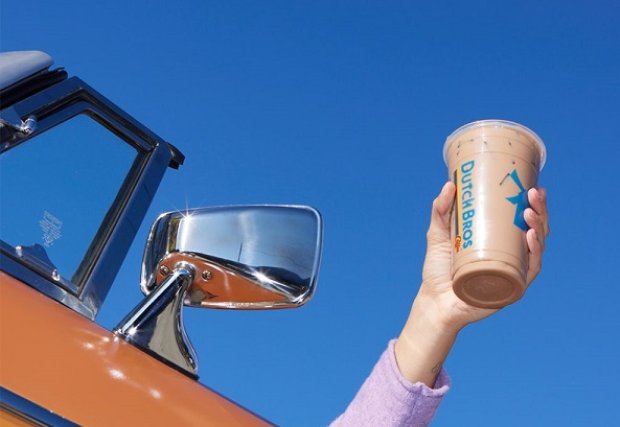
top-left (141, 205), bottom-right (323, 309)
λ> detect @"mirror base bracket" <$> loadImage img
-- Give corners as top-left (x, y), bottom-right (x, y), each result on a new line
top-left (114, 264), bottom-right (198, 378)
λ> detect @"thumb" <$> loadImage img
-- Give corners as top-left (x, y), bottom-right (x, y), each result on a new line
top-left (426, 181), bottom-right (455, 245)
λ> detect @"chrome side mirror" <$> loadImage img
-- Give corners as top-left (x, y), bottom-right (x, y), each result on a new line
top-left (142, 205), bottom-right (322, 308)
top-left (115, 205), bottom-right (323, 377)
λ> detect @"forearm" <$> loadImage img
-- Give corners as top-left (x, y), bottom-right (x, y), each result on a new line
top-left (331, 340), bottom-right (450, 427)
top-left (394, 295), bottom-right (459, 387)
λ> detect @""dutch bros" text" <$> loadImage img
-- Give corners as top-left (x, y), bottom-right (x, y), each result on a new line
top-left (459, 160), bottom-right (476, 249)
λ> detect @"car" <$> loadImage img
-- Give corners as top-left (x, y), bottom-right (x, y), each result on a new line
top-left (0, 51), bottom-right (323, 426)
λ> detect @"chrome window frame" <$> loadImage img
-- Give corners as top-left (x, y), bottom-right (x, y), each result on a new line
top-left (0, 77), bottom-right (175, 319)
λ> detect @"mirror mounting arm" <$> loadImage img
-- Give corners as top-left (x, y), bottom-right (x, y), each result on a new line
top-left (114, 263), bottom-right (199, 378)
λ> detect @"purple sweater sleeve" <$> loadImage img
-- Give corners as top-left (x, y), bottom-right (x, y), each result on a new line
top-left (330, 339), bottom-right (450, 427)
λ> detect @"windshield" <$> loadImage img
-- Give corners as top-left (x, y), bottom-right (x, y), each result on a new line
top-left (0, 114), bottom-right (138, 287)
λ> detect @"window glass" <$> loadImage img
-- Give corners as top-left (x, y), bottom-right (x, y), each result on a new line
top-left (0, 114), bottom-right (138, 285)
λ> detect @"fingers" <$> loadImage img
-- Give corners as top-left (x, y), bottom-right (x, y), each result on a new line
top-left (524, 208), bottom-right (545, 251)
top-left (527, 188), bottom-right (549, 237)
top-left (525, 187), bottom-right (549, 285)
top-left (526, 228), bottom-right (542, 284)
top-left (426, 181), bottom-right (455, 244)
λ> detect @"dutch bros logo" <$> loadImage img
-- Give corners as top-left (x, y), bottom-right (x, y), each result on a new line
top-left (504, 169), bottom-right (529, 231)
top-left (454, 160), bottom-right (475, 252)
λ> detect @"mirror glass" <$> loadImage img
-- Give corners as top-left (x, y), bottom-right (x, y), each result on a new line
top-left (142, 205), bottom-right (323, 309)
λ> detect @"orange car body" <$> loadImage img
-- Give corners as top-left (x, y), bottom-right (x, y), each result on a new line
top-left (0, 272), bottom-right (269, 426)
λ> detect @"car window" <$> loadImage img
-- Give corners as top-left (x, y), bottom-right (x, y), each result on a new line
top-left (0, 114), bottom-right (138, 286)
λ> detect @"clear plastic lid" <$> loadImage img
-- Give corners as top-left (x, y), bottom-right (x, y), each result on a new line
top-left (443, 119), bottom-right (547, 171)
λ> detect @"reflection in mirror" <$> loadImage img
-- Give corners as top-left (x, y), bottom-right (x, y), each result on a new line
top-left (141, 205), bottom-right (323, 309)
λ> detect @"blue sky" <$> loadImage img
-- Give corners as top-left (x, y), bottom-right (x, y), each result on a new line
top-left (2, 1), bottom-right (619, 425)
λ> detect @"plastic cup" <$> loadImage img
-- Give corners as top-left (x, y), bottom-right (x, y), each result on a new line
top-left (443, 120), bottom-right (546, 308)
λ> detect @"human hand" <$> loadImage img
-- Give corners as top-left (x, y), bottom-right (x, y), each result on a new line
top-left (394, 182), bottom-right (549, 386)
top-left (415, 181), bottom-right (549, 333)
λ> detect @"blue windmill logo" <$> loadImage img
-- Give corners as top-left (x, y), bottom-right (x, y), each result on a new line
top-left (502, 169), bottom-right (529, 231)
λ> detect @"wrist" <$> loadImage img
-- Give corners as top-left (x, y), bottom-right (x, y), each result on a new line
top-left (410, 291), bottom-right (465, 336)
top-left (405, 297), bottom-right (460, 350)
top-left (394, 297), bottom-right (459, 387)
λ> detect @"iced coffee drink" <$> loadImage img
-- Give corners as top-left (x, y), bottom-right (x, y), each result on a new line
top-left (443, 120), bottom-right (546, 308)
